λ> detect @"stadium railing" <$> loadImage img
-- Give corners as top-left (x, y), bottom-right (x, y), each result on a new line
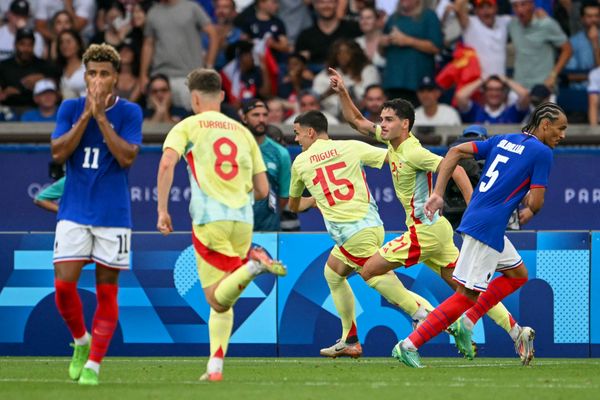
top-left (1, 122), bottom-right (600, 146)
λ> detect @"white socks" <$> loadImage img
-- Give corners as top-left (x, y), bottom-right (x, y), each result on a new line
top-left (74, 332), bottom-right (91, 346)
top-left (509, 324), bottom-right (522, 341)
top-left (84, 360), bottom-right (100, 374)
top-left (207, 357), bottom-right (224, 374)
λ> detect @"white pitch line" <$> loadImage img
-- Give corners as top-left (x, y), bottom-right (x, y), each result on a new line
top-left (1, 358), bottom-right (599, 368)
top-left (0, 377), bottom-right (597, 390)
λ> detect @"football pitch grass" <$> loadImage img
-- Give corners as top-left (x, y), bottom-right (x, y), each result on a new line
top-left (1, 357), bottom-right (599, 400)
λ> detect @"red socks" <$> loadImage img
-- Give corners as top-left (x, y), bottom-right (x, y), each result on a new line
top-left (89, 283), bottom-right (119, 363)
top-left (54, 279), bottom-right (86, 339)
top-left (409, 292), bottom-right (475, 348)
top-left (345, 321), bottom-right (358, 344)
top-left (465, 276), bottom-right (527, 325)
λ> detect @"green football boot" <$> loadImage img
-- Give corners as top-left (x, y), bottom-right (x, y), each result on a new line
top-left (392, 341), bottom-right (423, 368)
top-left (78, 367), bottom-right (99, 386)
top-left (68, 342), bottom-right (90, 380)
top-left (449, 318), bottom-right (475, 360)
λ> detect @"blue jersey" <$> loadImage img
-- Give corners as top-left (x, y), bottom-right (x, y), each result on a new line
top-left (51, 97), bottom-right (143, 227)
top-left (458, 133), bottom-right (553, 251)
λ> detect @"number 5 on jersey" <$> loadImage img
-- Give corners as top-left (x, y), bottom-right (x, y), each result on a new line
top-left (479, 154), bottom-right (509, 192)
top-left (312, 162), bottom-right (355, 206)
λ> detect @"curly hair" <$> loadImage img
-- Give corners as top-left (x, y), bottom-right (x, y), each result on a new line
top-left (82, 43), bottom-right (120, 70)
top-left (326, 39), bottom-right (370, 81)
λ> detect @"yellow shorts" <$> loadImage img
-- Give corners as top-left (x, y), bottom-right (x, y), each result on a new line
top-left (379, 217), bottom-right (458, 273)
top-left (330, 226), bottom-right (384, 270)
top-left (192, 221), bottom-right (253, 288)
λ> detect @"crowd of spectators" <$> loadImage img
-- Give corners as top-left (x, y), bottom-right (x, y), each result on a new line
top-left (0, 0), bottom-right (598, 125)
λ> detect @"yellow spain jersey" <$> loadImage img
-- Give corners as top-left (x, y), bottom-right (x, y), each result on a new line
top-left (375, 127), bottom-right (442, 227)
top-left (163, 111), bottom-right (266, 224)
top-left (290, 139), bottom-right (387, 223)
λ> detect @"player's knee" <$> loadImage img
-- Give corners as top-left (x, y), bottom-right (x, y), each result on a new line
top-left (359, 265), bottom-right (374, 282)
top-left (208, 296), bottom-right (230, 313)
top-left (457, 285), bottom-right (479, 303)
top-left (204, 289), bottom-right (230, 313)
top-left (505, 262), bottom-right (528, 280)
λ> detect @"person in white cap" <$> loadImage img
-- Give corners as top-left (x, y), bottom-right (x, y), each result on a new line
top-left (21, 78), bottom-right (60, 121)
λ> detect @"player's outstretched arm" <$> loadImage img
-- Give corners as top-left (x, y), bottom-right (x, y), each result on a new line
top-left (288, 196), bottom-right (316, 213)
top-left (329, 68), bottom-right (378, 138)
top-left (156, 148), bottom-right (179, 235)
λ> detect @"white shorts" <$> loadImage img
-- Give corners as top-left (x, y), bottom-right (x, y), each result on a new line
top-left (452, 234), bottom-right (522, 292)
top-left (53, 220), bottom-right (131, 269)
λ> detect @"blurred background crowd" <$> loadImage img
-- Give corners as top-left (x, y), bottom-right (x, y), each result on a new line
top-left (0, 0), bottom-right (597, 127)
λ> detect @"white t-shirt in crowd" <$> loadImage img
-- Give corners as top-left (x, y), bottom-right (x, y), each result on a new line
top-left (35, 0), bottom-right (96, 40)
top-left (414, 104), bottom-right (462, 126)
top-left (462, 15), bottom-right (512, 78)
top-left (60, 62), bottom-right (86, 99)
top-left (0, 25), bottom-right (45, 61)
top-left (587, 67), bottom-right (600, 94)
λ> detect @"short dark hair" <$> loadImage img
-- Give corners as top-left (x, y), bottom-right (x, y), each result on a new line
top-left (381, 98), bottom-right (415, 131)
top-left (294, 110), bottom-right (328, 134)
top-left (364, 84), bottom-right (384, 95)
top-left (149, 73), bottom-right (170, 88)
top-left (581, 0), bottom-right (599, 17)
top-left (186, 68), bottom-right (221, 94)
top-left (483, 75), bottom-right (508, 92)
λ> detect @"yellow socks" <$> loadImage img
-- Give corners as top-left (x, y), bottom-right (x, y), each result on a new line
top-left (324, 264), bottom-right (357, 341)
top-left (486, 302), bottom-right (514, 333)
top-left (214, 264), bottom-right (256, 308)
top-left (366, 272), bottom-right (433, 317)
top-left (208, 307), bottom-right (233, 358)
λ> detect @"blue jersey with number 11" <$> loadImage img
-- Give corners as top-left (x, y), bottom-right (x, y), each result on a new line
top-left (51, 97), bottom-right (143, 228)
top-left (458, 133), bottom-right (553, 252)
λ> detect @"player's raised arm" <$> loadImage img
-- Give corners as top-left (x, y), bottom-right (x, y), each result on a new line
top-left (92, 82), bottom-right (141, 168)
top-left (329, 68), bottom-right (378, 138)
top-left (156, 148), bottom-right (179, 235)
top-left (424, 142), bottom-right (476, 218)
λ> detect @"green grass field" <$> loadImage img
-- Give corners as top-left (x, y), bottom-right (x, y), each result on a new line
top-left (1, 357), bottom-right (599, 400)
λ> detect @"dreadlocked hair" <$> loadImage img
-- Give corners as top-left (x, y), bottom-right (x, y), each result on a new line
top-left (522, 102), bottom-right (565, 134)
